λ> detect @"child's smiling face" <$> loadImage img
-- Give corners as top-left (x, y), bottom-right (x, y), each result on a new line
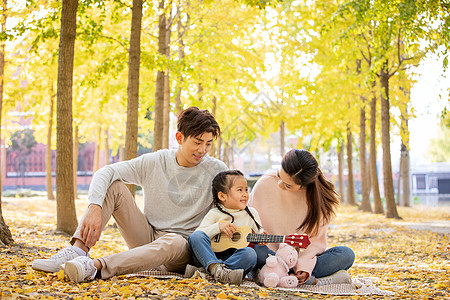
top-left (219, 176), bottom-right (249, 210)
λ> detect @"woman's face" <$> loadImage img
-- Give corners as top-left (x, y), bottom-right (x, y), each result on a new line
top-left (277, 168), bottom-right (302, 191)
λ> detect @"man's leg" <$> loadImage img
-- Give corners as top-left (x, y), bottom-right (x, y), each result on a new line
top-left (98, 232), bottom-right (191, 278)
top-left (33, 181), bottom-right (153, 273)
top-left (71, 181), bottom-right (154, 250)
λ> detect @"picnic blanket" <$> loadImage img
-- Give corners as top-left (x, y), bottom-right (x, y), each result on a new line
top-left (128, 270), bottom-right (395, 296)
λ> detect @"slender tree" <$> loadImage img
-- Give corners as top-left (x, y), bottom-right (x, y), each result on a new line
top-left (346, 125), bottom-right (356, 205)
top-left (56, 0), bottom-right (79, 234)
top-left (359, 102), bottom-right (371, 211)
top-left (46, 90), bottom-right (56, 200)
top-left (0, 0), bottom-right (13, 246)
top-left (338, 141), bottom-right (345, 202)
top-left (153, 0), bottom-right (166, 152)
top-left (370, 90), bottom-right (384, 214)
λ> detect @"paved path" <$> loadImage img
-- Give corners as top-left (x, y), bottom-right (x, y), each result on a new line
top-left (395, 220), bottom-right (450, 235)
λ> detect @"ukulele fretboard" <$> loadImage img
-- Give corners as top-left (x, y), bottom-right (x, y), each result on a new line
top-left (247, 233), bottom-right (285, 243)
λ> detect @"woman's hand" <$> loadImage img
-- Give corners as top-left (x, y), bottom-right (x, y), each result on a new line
top-left (219, 221), bottom-right (237, 238)
top-left (295, 271), bottom-right (309, 284)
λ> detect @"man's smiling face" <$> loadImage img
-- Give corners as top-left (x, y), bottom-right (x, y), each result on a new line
top-left (175, 131), bottom-right (214, 168)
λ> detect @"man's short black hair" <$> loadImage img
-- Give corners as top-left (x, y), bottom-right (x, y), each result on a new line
top-left (177, 107), bottom-right (220, 139)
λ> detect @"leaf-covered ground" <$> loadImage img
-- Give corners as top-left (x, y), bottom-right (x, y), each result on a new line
top-left (1, 195), bottom-right (449, 299)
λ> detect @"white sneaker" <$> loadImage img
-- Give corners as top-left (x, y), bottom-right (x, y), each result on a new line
top-left (64, 256), bottom-right (98, 283)
top-left (32, 247), bottom-right (83, 273)
top-left (316, 270), bottom-right (352, 285)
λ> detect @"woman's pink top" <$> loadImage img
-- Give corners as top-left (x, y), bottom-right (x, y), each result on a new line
top-left (249, 172), bottom-right (328, 278)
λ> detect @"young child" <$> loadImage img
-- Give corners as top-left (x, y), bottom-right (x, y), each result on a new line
top-left (186, 170), bottom-right (268, 285)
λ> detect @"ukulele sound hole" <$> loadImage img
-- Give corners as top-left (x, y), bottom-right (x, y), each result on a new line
top-left (231, 232), bottom-right (241, 242)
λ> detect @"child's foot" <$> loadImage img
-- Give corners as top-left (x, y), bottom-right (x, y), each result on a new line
top-left (184, 264), bottom-right (206, 278)
top-left (64, 256), bottom-right (98, 283)
top-left (32, 247), bottom-right (84, 273)
top-left (316, 270), bottom-right (351, 285)
top-left (212, 264), bottom-right (243, 285)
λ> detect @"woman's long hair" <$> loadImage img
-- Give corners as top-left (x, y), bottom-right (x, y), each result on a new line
top-left (212, 170), bottom-right (261, 230)
top-left (281, 149), bottom-right (339, 236)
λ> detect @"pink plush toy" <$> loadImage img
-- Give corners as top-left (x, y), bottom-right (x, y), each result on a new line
top-left (258, 243), bottom-right (299, 288)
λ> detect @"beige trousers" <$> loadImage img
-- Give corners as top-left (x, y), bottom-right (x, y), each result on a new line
top-left (71, 181), bottom-right (191, 279)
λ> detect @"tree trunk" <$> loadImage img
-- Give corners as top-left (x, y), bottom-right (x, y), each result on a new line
top-left (380, 60), bottom-right (400, 219)
top-left (0, 0), bottom-right (14, 246)
top-left (73, 125), bottom-right (79, 199)
top-left (217, 136), bottom-right (222, 160)
top-left (119, 145), bottom-right (124, 162)
top-left (400, 143), bottom-right (410, 207)
top-left (93, 126), bottom-right (101, 172)
top-left (153, 0), bottom-right (166, 152)
top-left (210, 96), bottom-right (217, 157)
top-left (46, 91), bottom-right (55, 200)
top-left (397, 153), bottom-right (402, 205)
top-left (223, 142), bottom-right (229, 167)
top-left (174, 16), bottom-right (185, 116)
top-left (359, 103), bottom-right (372, 212)
top-left (346, 125), bottom-right (356, 205)
top-left (280, 120), bottom-right (285, 157)
top-left (338, 141), bottom-right (345, 202)
top-left (162, 7), bottom-right (172, 149)
top-left (56, 0), bottom-right (79, 235)
top-left (124, 0), bottom-right (142, 195)
top-left (399, 99), bottom-right (411, 207)
top-left (370, 85), bottom-right (383, 214)
top-left (104, 128), bottom-right (110, 165)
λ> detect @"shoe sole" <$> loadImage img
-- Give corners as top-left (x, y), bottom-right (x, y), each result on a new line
top-left (65, 262), bottom-right (83, 283)
top-left (31, 261), bottom-right (59, 273)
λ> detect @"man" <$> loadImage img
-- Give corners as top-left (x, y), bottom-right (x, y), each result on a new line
top-left (32, 107), bottom-right (227, 282)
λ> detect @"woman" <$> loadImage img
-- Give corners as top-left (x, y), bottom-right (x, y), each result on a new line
top-left (249, 149), bottom-right (355, 285)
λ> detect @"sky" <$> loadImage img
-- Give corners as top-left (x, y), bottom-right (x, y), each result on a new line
top-left (406, 52), bottom-right (449, 167)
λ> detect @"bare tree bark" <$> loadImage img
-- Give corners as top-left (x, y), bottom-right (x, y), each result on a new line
top-left (399, 93), bottom-right (411, 207)
top-left (380, 60), bottom-right (400, 219)
top-left (223, 142), bottom-right (229, 168)
top-left (370, 85), bottom-right (384, 214)
top-left (174, 13), bottom-right (186, 116)
top-left (56, 0), bottom-right (79, 234)
top-left (93, 126), bottom-right (101, 172)
top-left (162, 3), bottom-right (173, 149)
top-left (153, 0), bottom-right (166, 152)
top-left (280, 120), bottom-right (285, 157)
top-left (338, 141), bottom-right (345, 202)
top-left (73, 124), bottom-right (79, 199)
top-left (104, 128), bottom-right (110, 165)
top-left (210, 96), bottom-right (217, 157)
top-left (124, 0), bottom-right (143, 195)
top-left (359, 103), bottom-right (372, 212)
top-left (46, 90), bottom-right (55, 200)
top-left (346, 125), bottom-right (356, 205)
top-left (0, 0), bottom-right (14, 246)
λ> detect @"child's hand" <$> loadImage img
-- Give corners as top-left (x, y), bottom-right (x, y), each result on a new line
top-left (219, 221), bottom-right (237, 238)
top-left (258, 231), bottom-right (269, 246)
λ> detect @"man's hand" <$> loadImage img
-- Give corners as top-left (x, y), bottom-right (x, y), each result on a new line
top-left (80, 204), bottom-right (102, 248)
top-left (219, 221), bottom-right (237, 238)
top-left (295, 271), bottom-right (309, 284)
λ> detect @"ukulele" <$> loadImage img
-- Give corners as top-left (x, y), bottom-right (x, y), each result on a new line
top-left (211, 225), bottom-right (310, 252)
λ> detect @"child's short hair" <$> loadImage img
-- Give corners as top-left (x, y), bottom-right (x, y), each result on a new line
top-left (177, 107), bottom-right (220, 139)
